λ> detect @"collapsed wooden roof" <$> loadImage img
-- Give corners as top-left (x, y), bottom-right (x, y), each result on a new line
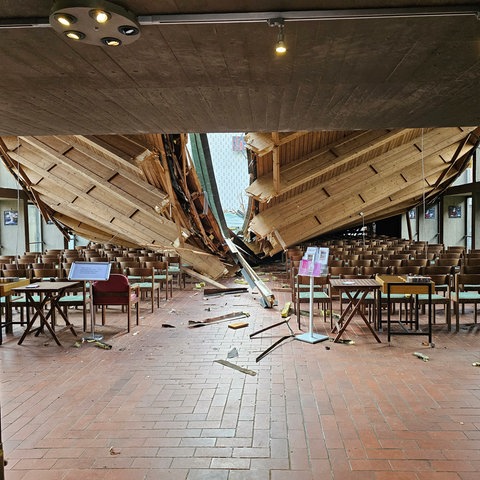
top-left (243, 127), bottom-right (480, 256)
top-left (0, 134), bottom-right (231, 279)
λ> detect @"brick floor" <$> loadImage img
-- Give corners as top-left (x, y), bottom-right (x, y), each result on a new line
top-left (1, 270), bottom-right (480, 479)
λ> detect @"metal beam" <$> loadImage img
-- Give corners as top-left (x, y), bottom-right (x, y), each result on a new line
top-left (0, 5), bottom-right (478, 29)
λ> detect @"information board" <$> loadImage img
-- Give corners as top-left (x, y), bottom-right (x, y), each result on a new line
top-left (68, 262), bottom-right (112, 281)
top-left (298, 247), bottom-right (329, 277)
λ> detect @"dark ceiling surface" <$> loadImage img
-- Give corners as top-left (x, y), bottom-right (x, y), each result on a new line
top-left (0, 1), bottom-right (479, 136)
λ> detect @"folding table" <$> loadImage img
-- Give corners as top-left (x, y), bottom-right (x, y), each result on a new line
top-left (330, 278), bottom-right (382, 343)
top-left (14, 281), bottom-right (80, 346)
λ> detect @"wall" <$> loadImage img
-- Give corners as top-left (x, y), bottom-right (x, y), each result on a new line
top-left (443, 196), bottom-right (467, 247)
top-left (0, 199), bottom-right (25, 255)
top-left (0, 161), bottom-right (68, 254)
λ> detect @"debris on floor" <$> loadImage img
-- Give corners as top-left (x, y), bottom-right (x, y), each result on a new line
top-left (227, 347), bottom-right (238, 358)
top-left (162, 324), bottom-right (176, 328)
top-left (204, 286), bottom-right (249, 296)
top-left (214, 359), bottom-right (256, 376)
top-left (413, 351), bottom-right (429, 361)
top-left (93, 340), bottom-right (112, 350)
top-left (109, 447), bottom-right (121, 455)
top-left (472, 362), bottom-right (480, 367)
top-left (228, 321), bottom-right (249, 329)
top-left (332, 338), bottom-right (355, 345)
top-left (188, 311), bottom-right (250, 328)
top-left (281, 302), bottom-right (292, 318)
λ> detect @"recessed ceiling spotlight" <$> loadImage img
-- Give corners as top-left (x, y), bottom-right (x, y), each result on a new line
top-left (53, 13), bottom-right (77, 26)
top-left (65, 30), bottom-right (85, 40)
top-left (90, 9), bottom-right (111, 24)
top-left (118, 25), bottom-right (139, 36)
top-left (101, 36), bottom-right (121, 46)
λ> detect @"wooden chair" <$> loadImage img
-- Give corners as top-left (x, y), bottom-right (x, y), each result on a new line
top-left (328, 266), bottom-right (358, 277)
top-left (405, 258), bottom-right (429, 268)
top-left (394, 266), bottom-right (423, 276)
top-left (164, 255), bottom-right (184, 288)
top-left (57, 280), bottom-right (89, 331)
top-left (361, 254), bottom-right (383, 264)
top-left (145, 261), bottom-right (173, 299)
top-left (461, 265), bottom-right (480, 275)
top-left (463, 257), bottom-right (480, 267)
top-left (451, 273), bottom-right (480, 332)
top-left (328, 259), bottom-right (344, 268)
top-left (362, 266), bottom-right (390, 277)
top-left (380, 259), bottom-right (403, 269)
top-left (32, 268), bottom-right (60, 280)
top-left (92, 274), bottom-right (139, 333)
top-left (424, 265), bottom-right (455, 276)
top-left (2, 268), bottom-right (30, 279)
top-left (435, 258), bottom-right (460, 268)
top-left (349, 259), bottom-right (373, 268)
top-left (417, 274), bottom-right (452, 330)
top-left (126, 267), bottom-right (160, 313)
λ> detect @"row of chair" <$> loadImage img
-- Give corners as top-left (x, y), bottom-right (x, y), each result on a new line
top-left (289, 267), bottom-right (480, 333)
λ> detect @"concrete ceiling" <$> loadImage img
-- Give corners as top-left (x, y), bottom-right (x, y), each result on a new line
top-left (0, 1), bottom-right (479, 136)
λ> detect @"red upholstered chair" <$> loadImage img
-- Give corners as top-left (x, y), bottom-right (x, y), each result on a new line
top-left (92, 274), bottom-right (139, 333)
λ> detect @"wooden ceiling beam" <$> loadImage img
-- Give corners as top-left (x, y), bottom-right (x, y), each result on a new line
top-left (247, 127), bottom-right (473, 203)
top-left (17, 137), bottom-right (168, 217)
top-left (249, 134), bottom-right (474, 254)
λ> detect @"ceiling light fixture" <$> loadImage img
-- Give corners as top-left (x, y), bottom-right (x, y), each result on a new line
top-left (49, 0), bottom-right (140, 46)
top-left (268, 17), bottom-right (287, 55)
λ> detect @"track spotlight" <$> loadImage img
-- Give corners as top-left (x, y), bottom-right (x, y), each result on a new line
top-left (268, 17), bottom-right (287, 55)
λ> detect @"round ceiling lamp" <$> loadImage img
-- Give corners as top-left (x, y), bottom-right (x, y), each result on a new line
top-left (50, 0), bottom-right (141, 46)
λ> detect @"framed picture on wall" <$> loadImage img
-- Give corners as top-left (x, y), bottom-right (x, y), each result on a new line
top-left (3, 210), bottom-right (18, 225)
top-left (448, 206), bottom-right (461, 218)
top-left (408, 209), bottom-right (416, 219)
top-left (425, 208), bottom-right (435, 219)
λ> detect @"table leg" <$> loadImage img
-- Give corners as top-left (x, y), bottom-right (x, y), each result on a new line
top-left (332, 290), bottom-right (362, 341)
top-left (333, 289), bottom-right (382, 343)
top-left (18, 293), bottom-right (62, 346)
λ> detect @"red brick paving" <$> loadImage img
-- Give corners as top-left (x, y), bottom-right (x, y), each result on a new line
top-left (1, 270), bottom-right (480, 479)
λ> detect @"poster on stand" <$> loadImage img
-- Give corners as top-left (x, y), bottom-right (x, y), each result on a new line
top-left (299, 247), bottom-right (329, 277)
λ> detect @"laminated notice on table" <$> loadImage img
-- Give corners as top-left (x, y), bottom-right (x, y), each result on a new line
top-left (299, 247), bottom-right (329, 277)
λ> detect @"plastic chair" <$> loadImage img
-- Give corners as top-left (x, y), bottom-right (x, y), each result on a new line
top-left (92, 274), bottom-right (139, 333)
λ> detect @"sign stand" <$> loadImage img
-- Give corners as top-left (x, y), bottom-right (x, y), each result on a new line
top-left (68, 262), bottom-right (112, 341)
top-left (296, 247), bottom-right (329, 344)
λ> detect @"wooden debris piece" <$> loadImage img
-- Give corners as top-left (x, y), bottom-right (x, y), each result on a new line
top-left (188, 311), bottom-right (249, 328)
top-left (281, 302), bottom-right (292, 318)
top-left (181, 267), bottom-right (226, 289)
top-left (228, 321), bottom-right (249, 330)
top-left (203, 287), bottom-right (248, 296)
top-left (214, 359), bottom-right (256, 376)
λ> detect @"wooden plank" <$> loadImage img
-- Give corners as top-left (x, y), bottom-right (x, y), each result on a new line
top-left (214, 360), bottom-right (256, 376)
top-left (181, 267), bottom-right (226, 289)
